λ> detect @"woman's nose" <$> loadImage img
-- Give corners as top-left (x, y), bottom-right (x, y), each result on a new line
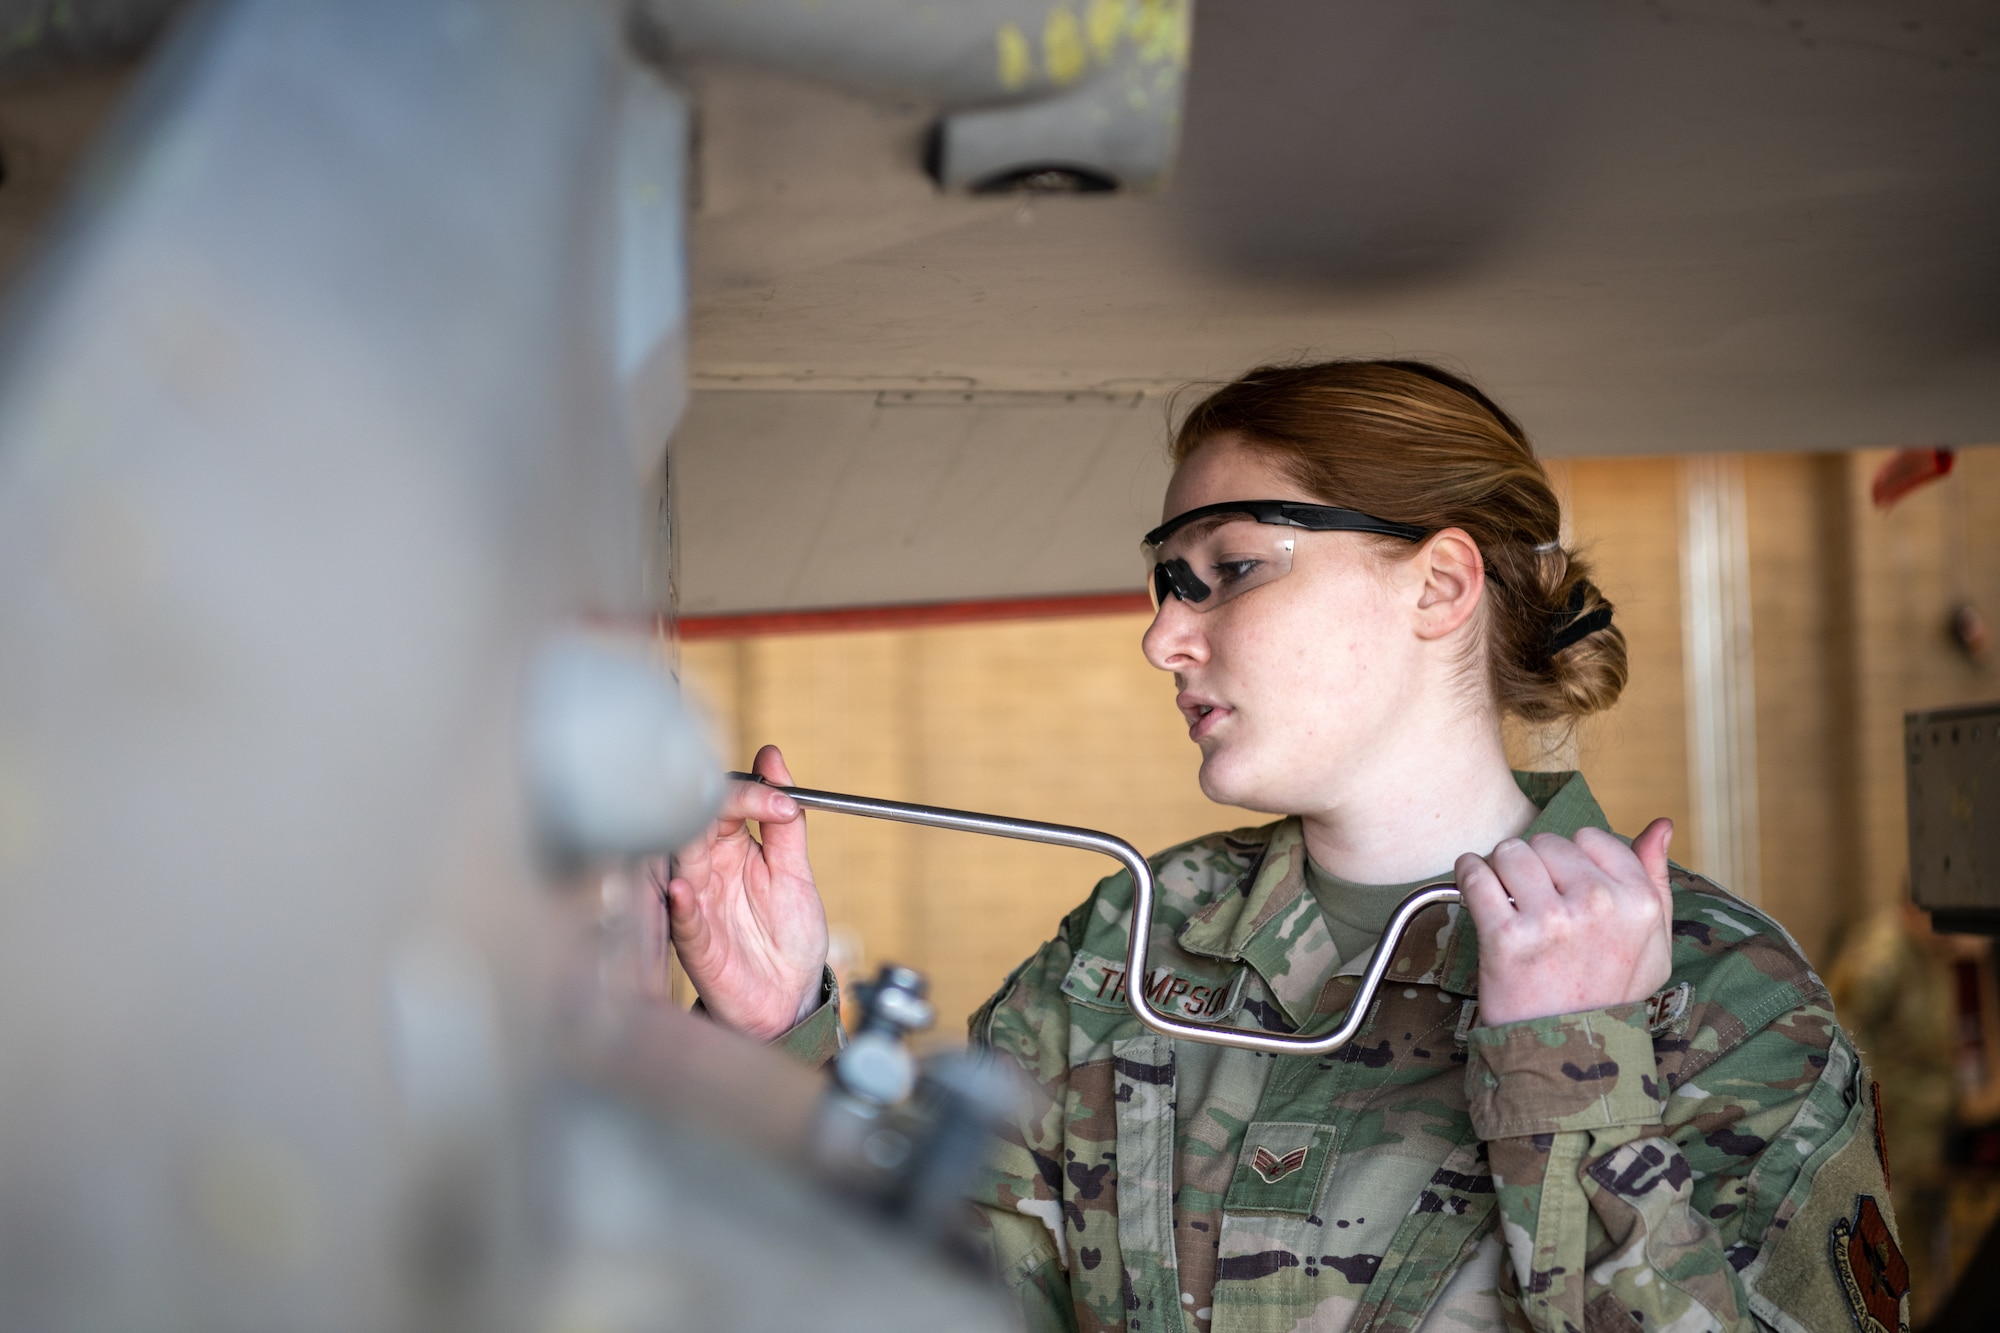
top-left (1142, 599), bottom-right (1208, 672)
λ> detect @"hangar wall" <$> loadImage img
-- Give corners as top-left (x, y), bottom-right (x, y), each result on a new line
top-left (682, 446), bottom-right (2000, 1038)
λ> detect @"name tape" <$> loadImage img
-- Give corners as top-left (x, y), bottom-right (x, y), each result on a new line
top-left (1061, 951), bottom-right (1244, 1021)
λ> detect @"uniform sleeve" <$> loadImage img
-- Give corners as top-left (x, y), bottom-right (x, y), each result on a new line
top-left (1466, 987), bottom-right (1901, 1333)
top-left (966, 922), bottom-right (1086, 1333)
top-left (691, 966), bottom-right (845, 1066)
top-left (772, 966), bottom-right (845, 1066)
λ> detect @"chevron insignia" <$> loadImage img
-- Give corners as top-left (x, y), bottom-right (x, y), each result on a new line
top-left (1251, 1146), bottom-right (1310, 1184)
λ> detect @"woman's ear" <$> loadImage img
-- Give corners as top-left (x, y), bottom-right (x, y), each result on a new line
top-left (1411, 528), bottom-right (1486, 641)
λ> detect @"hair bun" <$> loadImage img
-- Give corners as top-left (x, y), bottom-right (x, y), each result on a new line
top-left (1530, 571), bottom-right (1627, 724)
top-left (1547, 580), bottom-right (1614, 656)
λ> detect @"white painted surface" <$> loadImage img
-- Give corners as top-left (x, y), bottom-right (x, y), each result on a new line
top-left (1680, 455), bottom-right (1763, 902)
top-left (675, 389), bottom-right (1173, 613)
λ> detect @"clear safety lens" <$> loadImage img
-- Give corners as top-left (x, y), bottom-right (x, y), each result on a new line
top-left (1143, 516), bottom-right (1296, 613)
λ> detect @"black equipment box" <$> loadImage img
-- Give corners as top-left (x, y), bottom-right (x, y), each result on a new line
top-left (1908, 701), bottom-right (2000, 934)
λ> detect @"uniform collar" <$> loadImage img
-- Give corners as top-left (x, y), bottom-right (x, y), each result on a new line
top-left (1175, 771), bottom-right (1613, 1030)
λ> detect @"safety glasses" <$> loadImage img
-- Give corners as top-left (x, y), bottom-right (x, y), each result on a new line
top-left (1142, 500), bottom-right (1429, 613)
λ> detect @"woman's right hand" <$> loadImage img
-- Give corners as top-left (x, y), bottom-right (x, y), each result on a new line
top-left (650, 744), bottom-right (829, 1041)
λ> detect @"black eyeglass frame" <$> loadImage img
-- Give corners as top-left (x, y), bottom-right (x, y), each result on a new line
top-left (1141, 499), bottom-right (1430, 551)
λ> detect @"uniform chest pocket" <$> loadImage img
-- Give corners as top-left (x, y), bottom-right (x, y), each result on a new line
top-left (1223, 1121), bottom-right (1337, 1215)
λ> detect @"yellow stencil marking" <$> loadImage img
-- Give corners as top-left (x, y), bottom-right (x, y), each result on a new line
top-left (996, 21), bottom-right (1033, 90)
top-left (1086, 0), bottom-right (1126, 62)
top-left (1044, 6), bottom-right (1087, 85)
top-left (1132, 0), bottom-right (1191, 66)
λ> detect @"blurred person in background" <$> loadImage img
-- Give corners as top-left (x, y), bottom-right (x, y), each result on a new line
top-left (1827, 904), bottom-right (1956, 1318)
top-left (1829, 904), bottom-right (2000, 1329)
top-left (664, 360), bottom-right (1906, 1333)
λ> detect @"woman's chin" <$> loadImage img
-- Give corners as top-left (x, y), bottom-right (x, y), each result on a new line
top-left (1196, 753), bottom-right (1279, 813)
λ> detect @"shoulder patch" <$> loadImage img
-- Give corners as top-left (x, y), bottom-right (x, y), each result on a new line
top-left (1831, 1195), bottom-right (1908, 1333)
top-left (1869, 1080), bottom-right (1891, 1190)
top-left (1743, 1053), bottom-right (1907, 1333)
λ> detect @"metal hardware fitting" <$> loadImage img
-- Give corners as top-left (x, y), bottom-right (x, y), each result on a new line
top-left (729, 774), bottom-right (1463, 1055)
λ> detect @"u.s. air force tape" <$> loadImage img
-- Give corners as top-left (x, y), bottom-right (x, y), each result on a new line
top-left (1060, 950), bottom-right (1248, 1022)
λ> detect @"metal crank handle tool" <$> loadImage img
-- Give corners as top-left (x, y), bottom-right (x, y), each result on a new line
top-left (728, 773), bottom-right (1461, 1056)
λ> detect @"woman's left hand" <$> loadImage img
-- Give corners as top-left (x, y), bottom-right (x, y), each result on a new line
top-left (1455, 819), bottom-right (1676, 1027)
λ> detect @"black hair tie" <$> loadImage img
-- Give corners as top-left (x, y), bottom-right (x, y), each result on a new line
top-left (1548, 580), bottom-right (1613, 655)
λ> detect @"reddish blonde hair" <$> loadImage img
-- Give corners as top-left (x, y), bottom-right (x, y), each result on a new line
top-left (1172, 359), bottom-right (1626, 723)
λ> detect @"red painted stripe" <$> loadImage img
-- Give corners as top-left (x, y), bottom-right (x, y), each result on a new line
top-left (677, 591), bottom-right (1153, 640)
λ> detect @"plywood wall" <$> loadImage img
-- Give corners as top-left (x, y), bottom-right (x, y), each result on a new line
top-left (1839, 448), bottom-right (2000, 915)
top-left (1558, 457), bottom-right (1695, 849)
top-left (681, 447), bottom-right (2000, 1036)
top-left (683, 618), bottom-right (1264, 1038)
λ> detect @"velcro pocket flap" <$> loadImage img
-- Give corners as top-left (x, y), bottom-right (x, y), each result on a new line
top-left (1223, 1121), bottom-right (1336, 1215)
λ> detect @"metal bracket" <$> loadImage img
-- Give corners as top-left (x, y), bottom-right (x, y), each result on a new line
top-left (732, 775), bottom-right (1463, 1055)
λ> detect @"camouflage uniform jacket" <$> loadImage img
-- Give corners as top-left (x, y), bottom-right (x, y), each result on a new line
top-left (966, 772), bottom-right (1906, 1333)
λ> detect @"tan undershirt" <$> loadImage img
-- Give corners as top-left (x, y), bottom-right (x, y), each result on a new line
top-left (1303, 859), bottom-right (1448, 971)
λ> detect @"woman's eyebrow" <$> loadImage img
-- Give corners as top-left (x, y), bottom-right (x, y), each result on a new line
top-left (1174, 512), bottom-right (1252, 543)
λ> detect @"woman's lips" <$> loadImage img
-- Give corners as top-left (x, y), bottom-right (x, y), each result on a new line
top-left (1181, 696), bottom-right (1229, 741)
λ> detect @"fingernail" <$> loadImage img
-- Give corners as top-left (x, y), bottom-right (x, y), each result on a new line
top-left (773, 796), bottom-right (799, 818)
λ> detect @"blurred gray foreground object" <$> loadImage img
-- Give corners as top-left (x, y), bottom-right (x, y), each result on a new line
top-left (0, 0), bottom-right (1193, 192)
top-left (0, 0), bottom-right (1160, 1327)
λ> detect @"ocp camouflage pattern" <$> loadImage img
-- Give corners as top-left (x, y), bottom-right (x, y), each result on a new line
top-left (965, 772), bottom-right (1902, 1333)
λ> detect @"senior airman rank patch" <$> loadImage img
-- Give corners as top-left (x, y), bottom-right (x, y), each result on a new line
top-left (1225, 1123), bottom-right (1335, 1214)
top-left (1830, 1195), bottom-right (1909, 1333)
top-left (1251, 1146), bottom-right (1309, 1183)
